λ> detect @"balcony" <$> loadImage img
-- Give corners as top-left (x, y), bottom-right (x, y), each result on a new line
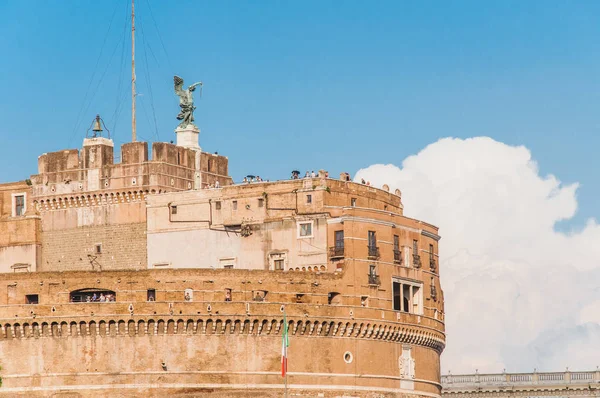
top-left (430, 284), bottom-right (437, 301)
top-left (367, 245), bottom-right (380, 259)
top-left (413, 254), bottom-right (422, 268)
top-left (393, 250), bottom-right (402, 265)
top-left (368, 274), bottom-right (381, 286)
top-left (429, 258), bottom-right (437, 272)
top-left (329, 246), bottom-right (345, 260)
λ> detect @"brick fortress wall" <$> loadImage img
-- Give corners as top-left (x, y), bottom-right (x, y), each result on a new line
top-left (30, 137), bottom-right (232, 272)
top-left (0, 269), bottom-right (445, 398)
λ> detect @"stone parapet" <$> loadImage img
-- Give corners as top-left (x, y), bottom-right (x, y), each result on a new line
top-left (443, 370), bottom-right (600, 398)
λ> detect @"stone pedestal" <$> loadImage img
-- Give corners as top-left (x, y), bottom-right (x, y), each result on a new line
top-left (175, 124), bottom-right (201, 151)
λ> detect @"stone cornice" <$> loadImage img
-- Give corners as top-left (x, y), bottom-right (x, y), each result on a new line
top-left (0, 314), bottom-right (446, 353)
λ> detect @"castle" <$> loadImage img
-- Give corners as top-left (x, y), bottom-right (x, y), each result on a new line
top-left (0, 120), bottom-right (446, 397)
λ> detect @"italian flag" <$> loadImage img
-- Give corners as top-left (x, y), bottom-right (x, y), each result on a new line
top-left (281, 314), bottom-right (289, 377)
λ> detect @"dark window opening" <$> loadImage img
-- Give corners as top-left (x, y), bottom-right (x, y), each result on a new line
top-left (328, 292), bottom-right (341, 305)
top-left (232, 200), bottom-right (238, 210)
top-left (393, 282), bottom-right (401, 311)
top-left (351, 198), bottom-right (356, 207)
top-left (208, 159), bottom-right (213, 172)
top-left (295, 293), bottom-right (305, 303)
top-left (171, 205), bottom-right (178, 215)
top-left (147, 289), bottom-right (156, 302)
top-left (215, 201), bottom-right (222, 210)
top-left (394, 235), bottom-right (401, 264)
top-left (361, 295), bottom-right (368, 307)
top-left (368, 231), bottom-right (379, 258)
top-left (306, 194), bottom-right (312, 204)
top-left (368, 265), bottom-right (380, 285)
top-left (70, 288), bottom-right (116, 303)
top-left (368, 231), bottom-right (376, 247)
top-left (225, 288), bottom-right (232, 301)
top-left (258, 198), bottom-right (264, 207)
top-left (335, 230), bottom-right (344, 248)
top-left (330, 230), bottom-right (344, 258)
top-left (253, 290), bottom-right (266, 302)
top-left (95, 244), bottom-right (102, 254)
top-left (26, 294), bottom-right (39, 305)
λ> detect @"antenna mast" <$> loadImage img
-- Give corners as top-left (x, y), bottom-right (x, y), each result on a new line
top-left (131, 0), bottom-right (137, 142)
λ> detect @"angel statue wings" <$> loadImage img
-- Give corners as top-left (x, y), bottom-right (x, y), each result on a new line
top-left (174, 75), bottom-right (203, 128)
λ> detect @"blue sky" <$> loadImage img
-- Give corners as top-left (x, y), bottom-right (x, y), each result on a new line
top-left (1, 0), bottom-right (599, 228)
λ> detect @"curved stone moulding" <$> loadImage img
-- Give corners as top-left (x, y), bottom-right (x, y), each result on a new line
top-left (35, 190), bottom-right (151, 212)
top-left (0, 315), bottom-right (446, 352)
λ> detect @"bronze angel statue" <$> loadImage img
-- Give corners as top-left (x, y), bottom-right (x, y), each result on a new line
top-left (174, 75), bottom-right (202, 128)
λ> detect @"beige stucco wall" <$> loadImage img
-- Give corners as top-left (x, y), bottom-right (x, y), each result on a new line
top-left (147, 184), bottom-right (329, 270)
top-left (0, 244), bottom-right (39, 273)
top-left (0, 182), bottom-right (41, 272)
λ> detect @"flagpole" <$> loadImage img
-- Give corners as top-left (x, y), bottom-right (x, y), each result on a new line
top-left (284, 308), bottom-right (288, 398)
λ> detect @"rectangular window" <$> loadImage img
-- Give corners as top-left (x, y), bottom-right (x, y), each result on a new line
top-left (14, 195), bottom-right (25, 216)
top-left (413, 239), bottom-right (418, 254)
top-left (394, 235), bottom-right (401, 263)
top-left (171, 205), bottom-right (178, 215)
top-left (392, 279), bottom-right (424, 314)
top-left (306, 194), bottom-right (312, 204)
top-left (369, 264), bottom-right (376, 277)
top-left (351, 198), bottom-right (357, 207)
top-left (412, 286), bottom-right (421, 313)
top-left (298, 221), bottom-right (313, 238)
top-left (258, 198), bottom-right (264, 207)
top-left (368, 231), bottom-right (376, 247)
top-left (430, 243), bottom-right (434, 260)
top-left (274, 259), bottom-right (284, 270)
top-left (335, 230), bottom-right (344, 248)
top-left (147, 289), bottom-right (156, 302)
top-left (223, 264), bottom-right (234, 269)
top-left (403, 284), bottom-right (411, 313)
top-left (232, 200), bottom-right (238, 210)
top-left (215, 201), bottom-right (222, 210)
top-left (95, 244), bottom-right (102, 254)
top-left (26, 294), bottom-right (39, 305)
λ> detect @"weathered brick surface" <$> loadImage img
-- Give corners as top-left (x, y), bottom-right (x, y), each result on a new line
top-left (39, 222), bottom-right (147, 271)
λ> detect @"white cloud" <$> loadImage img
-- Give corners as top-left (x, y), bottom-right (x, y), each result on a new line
top-left (355, 137), bottom-right (600, 373)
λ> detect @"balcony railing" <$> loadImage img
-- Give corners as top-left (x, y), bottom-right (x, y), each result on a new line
top-left (429, 258), bottom-right (436, 272)
top-left (393, 250), bottom-right (402, 264)
top-left (368, 274), bottom-right (381, 286)
top-left (329, 246), bottom-right (344, 259)
top-left (430, 284), bottom-right (437, 301)
top-left (442, 369), bottom-right (600, 389)
top-left (367, 245), bottom-right (380, 259)
top-left (412, 254), bottom-right (422, 268)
